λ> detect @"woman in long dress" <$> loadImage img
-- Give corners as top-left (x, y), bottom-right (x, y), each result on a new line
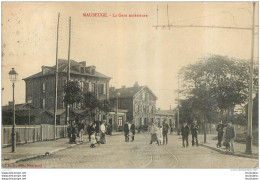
top-left (150, 123), bottom-right (160, 145)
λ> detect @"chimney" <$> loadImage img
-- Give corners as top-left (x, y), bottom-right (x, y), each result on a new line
top-left (121, 85), bottom-right (126, 89)
top-left (133, 81), bottom-right (139, 87)
top-left (42, 66), bottom-right (46, 75)
top-left (110, 87), bottom-right (115, 91)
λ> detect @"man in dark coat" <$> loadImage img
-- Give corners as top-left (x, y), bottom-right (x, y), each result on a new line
top-left (71, 120), bottom-right (78, 144)
top-left (162, 120), bottom-right (169, 145)
top-left (225, 121), bottom-right (235, 153)
top-left (216, 120), bottom-right (226, 148)
top-left (191, 120), bottom-right (199, 146)
top-left (124, 122), bottom-right (129, 142)
top-left (130, 121), bottom-right (135, 142)
top-left (87, 122), bottom-right (92, 142)
top-left (67, 122), bottom-right (72, 143)
top-left (181, 122), bottom-right (190, 148)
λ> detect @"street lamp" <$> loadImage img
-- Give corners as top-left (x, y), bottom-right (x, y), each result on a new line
top-left (116, 92), bottom-right (120, 131)
top-left (27, 97), bottom-right (32, 125)
top-left (9, 68), bottom-right (18, 152)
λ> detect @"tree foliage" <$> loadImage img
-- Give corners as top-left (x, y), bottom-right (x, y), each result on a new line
top-left (179, 55), bottom-right (258, 124)
top-left (63, 81), bottom-right (83, 106)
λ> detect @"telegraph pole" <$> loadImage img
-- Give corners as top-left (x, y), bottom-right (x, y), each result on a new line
top-left (66, 17), bottom-right (71, 126)
top-left (177, 75), bottom-right (180, 135)
top-left (246, 2), bottom-right (255, 155)
top-left (54, 13), bottom-right (60, 140)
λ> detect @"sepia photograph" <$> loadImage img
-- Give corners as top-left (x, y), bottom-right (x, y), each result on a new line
top-left (1, 1), bottom-right (259, 174)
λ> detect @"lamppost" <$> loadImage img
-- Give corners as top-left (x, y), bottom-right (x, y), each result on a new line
top-left (177, 74), bottom-right (180, 135)
top-left (9, 68), bottom-right (18, 152)
top-left (27, 97), bottom-right (32, 125)
top-left (116, 92), bottom-right (120, 131)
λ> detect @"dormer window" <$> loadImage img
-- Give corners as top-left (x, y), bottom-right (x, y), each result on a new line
top-left (80, 67), bottom-right (84, 73)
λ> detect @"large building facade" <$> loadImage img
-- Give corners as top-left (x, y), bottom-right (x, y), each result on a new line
top-left (109, 82), bottom-right (157, 127)
top-left (23, 59), bottom-right (111, 124)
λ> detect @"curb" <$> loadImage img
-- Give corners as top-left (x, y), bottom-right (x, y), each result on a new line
top-left (200, 143), bottom-right (258, 159)
top-left (2, 142), bottom-right (83, 166)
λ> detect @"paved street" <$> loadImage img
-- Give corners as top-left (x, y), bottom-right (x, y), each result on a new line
top-left (10, 133), bottom-right (258, 168)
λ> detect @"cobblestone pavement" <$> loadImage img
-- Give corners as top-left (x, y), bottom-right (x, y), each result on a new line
top-left (11, 133), bottom-right (259, 168)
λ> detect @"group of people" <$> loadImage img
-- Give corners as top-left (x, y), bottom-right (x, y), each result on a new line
top-left (181, 120), bottom-right (199, 148)
top-left (216, 120), bottom-right (235, 153)
top-left (149, 120), bottom-right (170, 145)
top-left (67, 119), bottom-right (111, 148)
top-left (124, 121), bottom-right (135, 142)
top-left (180, 119), bottom-right (236, 153)
top-left (67, 120), bottom-right (85, 144)
top-left (87, 121), bottom-right (108, 148)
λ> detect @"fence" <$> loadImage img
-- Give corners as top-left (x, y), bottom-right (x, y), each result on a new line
top-left (2, 124), bottom-right (68, 147)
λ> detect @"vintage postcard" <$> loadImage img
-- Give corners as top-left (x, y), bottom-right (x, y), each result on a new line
top-left (1, 2), bottom-right (259, 174)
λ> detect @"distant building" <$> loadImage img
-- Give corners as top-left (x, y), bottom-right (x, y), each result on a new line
top-left (107, 108), bottom-right (128, 132)
top-left (109, 82), bottom-right (157, 127)
top-left (156, 108), bottom-right (176, 128)
top-left (2, 102), bottom-right (53, 125)
top-left (23, 59), bottom-right (111, 124)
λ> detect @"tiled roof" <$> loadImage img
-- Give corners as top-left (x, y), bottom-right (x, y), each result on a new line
top-left (23, 59), bottom-right (111, 80)
top-left (109, 86), bottom-right (144, 99)
top-left (2, 103), bottom-right (37, 112)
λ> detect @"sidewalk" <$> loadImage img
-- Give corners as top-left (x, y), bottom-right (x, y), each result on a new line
top-left (2, 132), bottom-right (123, 167)
top-left (200, 134), bottom-right (258, 159)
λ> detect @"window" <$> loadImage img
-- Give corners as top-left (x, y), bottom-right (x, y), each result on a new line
top-left (143, 105), bottom-right (146, 113)
top-left (80, 81), bottom-right (84, 91)
top-left (138, 105), bottom-right (141, 112)
top-left (80, 67), bottom-right (84, 73)
top-left (151, 106), bottom-right (154, 113)
top-left (142, 93), bottom-right (145, 101)
top-left (42, 82), bottom-right (46, 93)
top-left (99, 84), bottom-right (104, 95)
top-left (118, 116), bottom-right (123, 126)
top-left (92, 83), bottom-right (95, 92)
top-left (42, 98), bottom-right (45, 108)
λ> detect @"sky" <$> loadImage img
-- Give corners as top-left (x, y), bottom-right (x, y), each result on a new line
top-left (1, 2), bottom-right (259, 109)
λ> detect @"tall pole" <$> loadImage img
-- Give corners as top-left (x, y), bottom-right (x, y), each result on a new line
top-left (116, 95), bottom-right (118, 132)
top-left (12, 83), bottom-right (16, 152)
top-left (29, 103), bottom-right (30, 125)
top-left (66, 17), bottom-right (71, 125)
top-left (177, 75), bottom-right (180, 135)
top-left (54, 13), bottom-right (60, 140)
top-left (246, 2), bottom-right (255, 154)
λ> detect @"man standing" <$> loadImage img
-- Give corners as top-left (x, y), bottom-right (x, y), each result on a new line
top-left (216, 120), bottom-right (226, 148)
top-left (181, 122), bottom-right (190, 148)
top-left (87, 122), bottom-right (92, 142)
top-left (191, 120), bottom-right (199, 146)
top-left (225, 121), bottom-right (235, 153)
top-left (130, 121), bottom-right (135, 142)
top-left (162, 120), bottom-right (169, 145)
top-left (71, 120), bottom-right (78, 144)
top-left (124, 121), bottom-right (129, 142)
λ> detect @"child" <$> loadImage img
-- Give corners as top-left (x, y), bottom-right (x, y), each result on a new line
top-left (90, 132), bottom-right (96, 148)
top-left (96, 133), bottom-right (101, 145)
